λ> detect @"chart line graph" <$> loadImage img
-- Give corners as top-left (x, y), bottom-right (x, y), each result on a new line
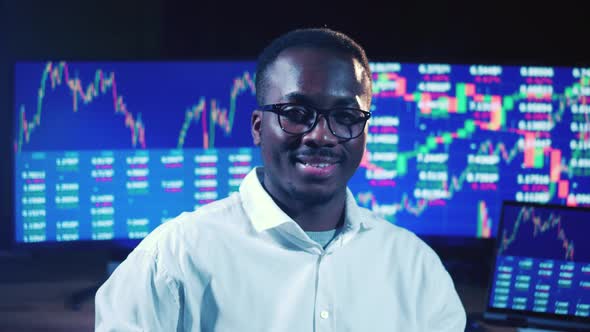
top-left (15, 61), bottom-right (146, 152)
top-left (177, 71), bottom-right (255, 149)
top-left (499, 206), bottom-right (575, 261)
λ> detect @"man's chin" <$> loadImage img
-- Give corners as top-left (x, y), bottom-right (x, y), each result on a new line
top-left (289, 185), bottom-right (340, 205)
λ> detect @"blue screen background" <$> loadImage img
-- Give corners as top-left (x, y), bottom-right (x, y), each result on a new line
top-left (13, 61), bottom-right (590, 243)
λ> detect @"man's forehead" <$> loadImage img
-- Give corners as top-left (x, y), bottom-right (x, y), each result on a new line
top-left (264, 47), bottom-right (370, 103)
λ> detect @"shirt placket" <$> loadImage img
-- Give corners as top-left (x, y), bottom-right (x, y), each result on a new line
top-left (314, 251), bottom-right (335, 332)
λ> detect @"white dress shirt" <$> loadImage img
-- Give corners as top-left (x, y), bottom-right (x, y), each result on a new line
top-left (95, 167), bottom-right (466, 331)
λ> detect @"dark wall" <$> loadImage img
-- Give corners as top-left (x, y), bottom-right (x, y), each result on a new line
top-left (161, 1), bottom-right (590, 65)
top-left (1, 0), bottom-right (589, 250)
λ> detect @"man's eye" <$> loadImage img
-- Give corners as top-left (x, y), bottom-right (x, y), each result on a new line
top-left (332, 110), bottom-right (362, 124)
top-left (281, 106), bottom-right (313, 122)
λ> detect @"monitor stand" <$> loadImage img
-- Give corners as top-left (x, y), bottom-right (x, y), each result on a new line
top-left (65, 260), bottom-right (121, 311)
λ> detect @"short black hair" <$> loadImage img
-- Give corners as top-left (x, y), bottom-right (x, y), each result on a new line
top-left (255, 28), bottom-right (372, 106)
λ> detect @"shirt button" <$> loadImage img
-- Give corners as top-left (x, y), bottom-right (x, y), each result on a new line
top-left (320, 310), bottom-right (330, 319)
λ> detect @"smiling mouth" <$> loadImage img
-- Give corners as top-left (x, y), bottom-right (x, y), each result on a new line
top-left (295, 155), bottom-right (341, 167)
top-left (298, 161), bottom-right (333, 168)
top-left (294, 155), bottom-right (341, 177)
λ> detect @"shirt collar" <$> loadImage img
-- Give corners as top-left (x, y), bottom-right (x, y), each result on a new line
top-left (239, 167), bottom-right (376, 233)
top-left (239, 168), bottom-right (293, 232)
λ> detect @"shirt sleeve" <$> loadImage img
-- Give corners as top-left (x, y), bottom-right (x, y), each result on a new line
top-left (420, 248), bottom-right (467, 332)
top-left (94, 249), bottom-right (181, 331)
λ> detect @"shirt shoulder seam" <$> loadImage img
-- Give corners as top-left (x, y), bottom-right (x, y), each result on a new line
top-left (131, 247), bottom-right (181, 306)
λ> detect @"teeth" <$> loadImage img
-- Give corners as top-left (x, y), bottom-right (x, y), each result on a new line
top-left (302, 162), bottom-right (330, 168)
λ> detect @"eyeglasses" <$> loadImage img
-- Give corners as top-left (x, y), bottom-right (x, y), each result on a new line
top-left (259, 103), bottom-right (371, 140)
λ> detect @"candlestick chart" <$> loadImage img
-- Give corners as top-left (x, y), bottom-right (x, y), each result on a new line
top-left (13, 61), bottom-right (590, 243)
top-left (352, 63), bottom-right (590, 238)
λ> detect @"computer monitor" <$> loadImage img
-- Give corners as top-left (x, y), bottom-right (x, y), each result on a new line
top-left (12, 61), bottom-right (590, 246)
top-left (484, 201), bottom-right (590, 330)
top-left (13, 61), bottom-right (259, 246)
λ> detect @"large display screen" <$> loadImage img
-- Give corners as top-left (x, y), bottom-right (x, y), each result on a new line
top-left (13, 61), bottom-right (590, 243)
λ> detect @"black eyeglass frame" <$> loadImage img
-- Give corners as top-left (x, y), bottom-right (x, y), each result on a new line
top-left (258, 103), bottom-right (372, 140)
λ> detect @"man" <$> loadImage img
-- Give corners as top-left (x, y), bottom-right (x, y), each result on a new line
top-left (95, 28), bottom-right (466, 331)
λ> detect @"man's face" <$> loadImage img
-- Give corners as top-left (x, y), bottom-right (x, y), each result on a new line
top-left (251, 47), bottom-right (371, 203)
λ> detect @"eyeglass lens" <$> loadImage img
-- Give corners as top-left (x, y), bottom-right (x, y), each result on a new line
top-left (277, 104), bottom-right (367, 139)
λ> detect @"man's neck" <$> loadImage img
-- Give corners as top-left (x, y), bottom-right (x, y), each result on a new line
top-left (286, 194), bottom-right (346, 231)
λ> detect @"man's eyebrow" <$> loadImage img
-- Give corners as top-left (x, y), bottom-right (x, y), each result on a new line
top-left (333, 97), bottom-right (361, 107)
top-left (283, 92), bottom-right (361, 107)
top-left (283, 92), bottom-right (312, 104)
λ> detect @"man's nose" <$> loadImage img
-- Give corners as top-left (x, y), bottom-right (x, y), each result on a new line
top-left (301, 115), bottom-right (338, 147)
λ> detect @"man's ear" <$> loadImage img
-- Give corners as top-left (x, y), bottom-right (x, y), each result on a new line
top-left (251, 110), bottom-right (263, 146)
